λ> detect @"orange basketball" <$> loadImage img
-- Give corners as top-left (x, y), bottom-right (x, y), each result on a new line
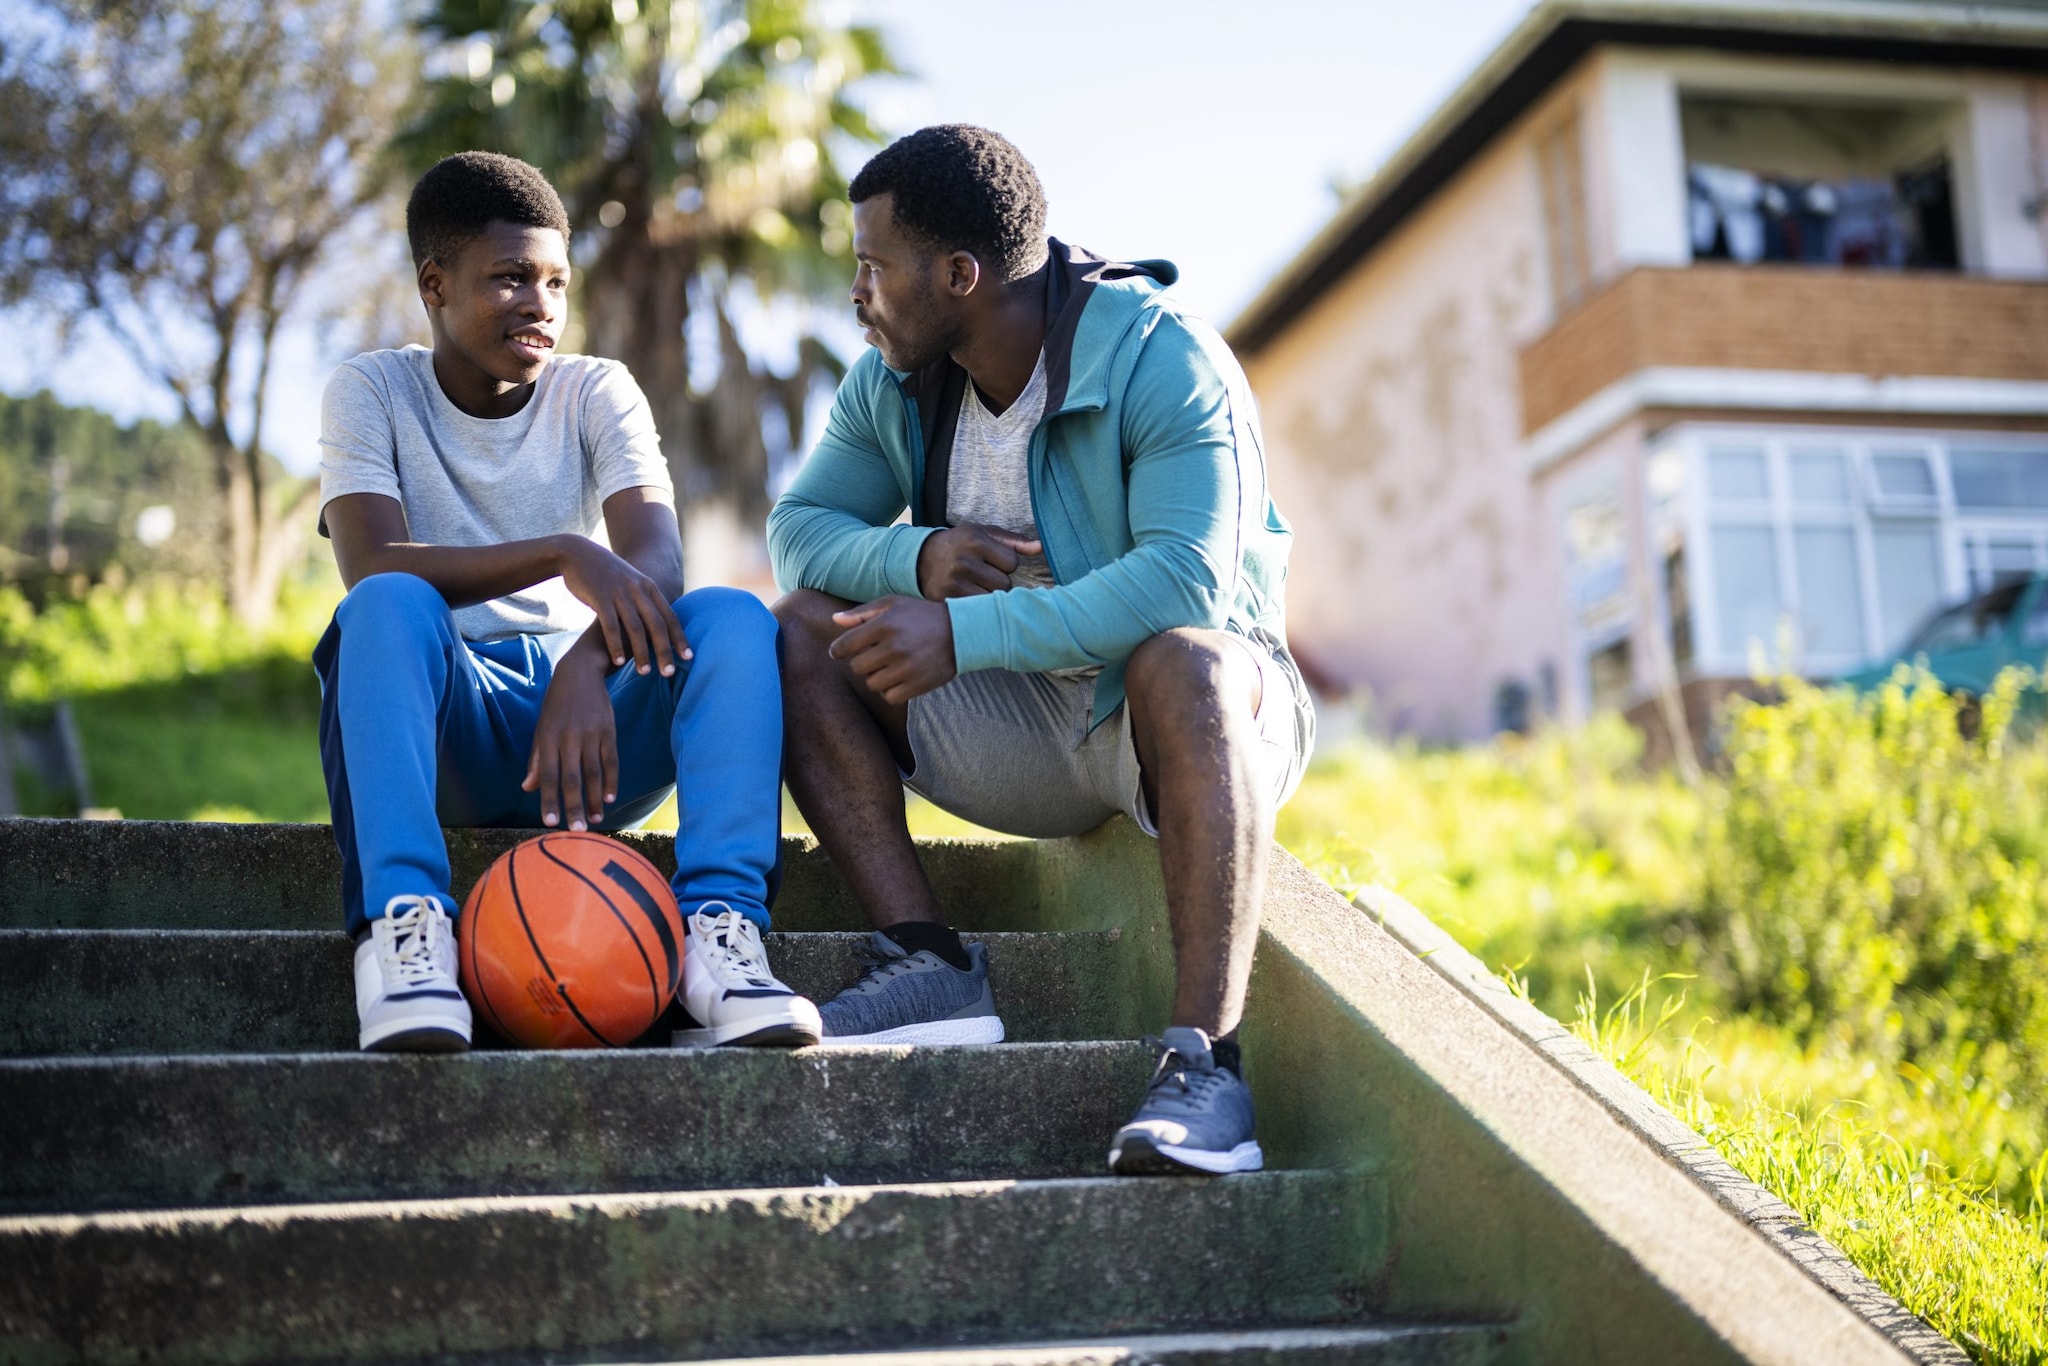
top-left (458, 832), bottom-right (684, 1048)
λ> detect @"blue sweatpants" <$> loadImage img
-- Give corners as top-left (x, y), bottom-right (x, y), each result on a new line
top-left (313, 572), bottom-right (782, 939)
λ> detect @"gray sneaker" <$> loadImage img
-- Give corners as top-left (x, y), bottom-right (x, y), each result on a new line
top-left (816, 931), bottom-right (1005, 1046)
top-left (1108, 1027), bottom-right (1263, 1175)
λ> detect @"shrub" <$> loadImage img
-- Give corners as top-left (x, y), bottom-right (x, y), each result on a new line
top-left (0, 578), bottom-right (332, 714)
top-left (1697, 669), bottom-right (2048, 1105)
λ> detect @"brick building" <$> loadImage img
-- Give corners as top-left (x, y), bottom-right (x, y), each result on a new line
top-left (1229, 0), bottom-right (2048, 739)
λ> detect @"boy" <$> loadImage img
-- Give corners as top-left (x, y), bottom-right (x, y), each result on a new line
top-left (315, 151), bottom-right (818, 1053)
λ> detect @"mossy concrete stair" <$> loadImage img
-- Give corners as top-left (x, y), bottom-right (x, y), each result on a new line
top-left (0, 819), bottom-right (1507, 1366)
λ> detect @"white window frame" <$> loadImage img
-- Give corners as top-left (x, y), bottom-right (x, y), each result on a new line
top-left (1650, 424), bottom-right (2048, 678)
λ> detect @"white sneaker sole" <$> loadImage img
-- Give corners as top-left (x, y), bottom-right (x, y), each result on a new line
top-left (359, 1010), bottom-right (472, 1053)
top-left (1109, 1137), bottom-right (1264, 1176)
top-left (673, 997), bottom-right (823, 1048)
top-left (816, 1014), bottom-right (1006, 1047)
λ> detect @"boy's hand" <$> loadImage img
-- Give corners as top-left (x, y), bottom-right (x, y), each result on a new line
top-left (829, 596), bottom-right (956, 704)
top-left (556, 537), bottom-right (692, 676)
top-left (916, 524), bottom-right (1041, 600)
top-left (523, 646), bottom-right (618, 832)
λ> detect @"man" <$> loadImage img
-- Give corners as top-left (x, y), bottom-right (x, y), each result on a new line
top-left (316, 151), bottom-right (819, 1054)
top-left (769, 125), bottom-right (1313, 1176)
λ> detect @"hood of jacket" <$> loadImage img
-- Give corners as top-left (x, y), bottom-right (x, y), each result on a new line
top-left (895, 238), bottom-right (1177, 525)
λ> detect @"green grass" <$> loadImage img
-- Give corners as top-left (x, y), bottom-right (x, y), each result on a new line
top-left (68, 674), bottom-right (330, 823)
top-left (1576, 976), bottom-right (2048, 1365)
top-left (2, 577), bottom-right (335, 822)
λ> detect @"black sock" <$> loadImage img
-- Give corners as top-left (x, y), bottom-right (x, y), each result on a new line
top-left (1210, 1032), bottom-right (1243, 1078)
top-left (882, 921), bottom-right (971, 972)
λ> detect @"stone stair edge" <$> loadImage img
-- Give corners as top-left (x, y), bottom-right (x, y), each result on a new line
top-left (0, 1037), bottom-right (1140, 1071)
top-left (1, 1170), bottom-right (1339, 1232)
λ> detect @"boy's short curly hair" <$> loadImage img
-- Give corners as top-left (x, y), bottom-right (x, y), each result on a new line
top-left (406, 151), bottom-right (571, 268)
top-left (848, 125), bottom-right (1047, 283)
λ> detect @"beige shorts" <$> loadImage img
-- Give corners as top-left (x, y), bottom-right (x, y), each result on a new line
top-left (901, 630), bottom-right (1316, 839)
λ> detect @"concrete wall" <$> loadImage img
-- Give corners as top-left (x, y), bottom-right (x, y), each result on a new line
top-left (1243, 67), bottom-right (1592, 738)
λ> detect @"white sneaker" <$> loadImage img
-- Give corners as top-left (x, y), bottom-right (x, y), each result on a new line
top-left (355, 894), bottom-right (472, 1053)
top-left (678, 903), bottom-right (822, 1047)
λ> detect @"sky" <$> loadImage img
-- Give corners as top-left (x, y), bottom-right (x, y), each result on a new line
top-left (0, 0), bottom-right (1535, 475)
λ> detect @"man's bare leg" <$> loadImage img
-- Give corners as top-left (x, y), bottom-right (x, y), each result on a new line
top-left (1124, 628), bottom-right (1271, 1038)
top-left (772, 588), bottom-right (943, 928)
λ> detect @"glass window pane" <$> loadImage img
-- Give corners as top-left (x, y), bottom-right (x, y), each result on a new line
top-left (1708, 447), bottom-right (1770, 501)
top-left (1950, 448), bottom-right (2048, 511)
top-left (1793, 526), bottom-right (1865, 656)
top-left (1788, 449), bottom-right (1851, 504)
top-left (1711, 524), bottom-right (1782, 659)
top-left (1873, 522), bottom-right (1945, 652)
top-left (1871, 451), bottom-right (1937, 499)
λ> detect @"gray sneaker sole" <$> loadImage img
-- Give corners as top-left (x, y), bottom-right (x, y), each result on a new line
top-left (1107, 1133), bottom-right (1264, 1176)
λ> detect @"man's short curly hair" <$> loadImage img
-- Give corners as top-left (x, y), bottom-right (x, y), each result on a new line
top-left (406, 151), bottom-right (571, 268)
top-left (849, 125), bottom-right (1047, 283)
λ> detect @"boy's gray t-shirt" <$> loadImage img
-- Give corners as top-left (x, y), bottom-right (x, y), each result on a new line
top-left (317, 345), bottom-right (671, 642)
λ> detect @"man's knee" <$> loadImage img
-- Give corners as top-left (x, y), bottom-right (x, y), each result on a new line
top-left (771, 588), bottom-right (852, 658)
top-left (1127, 629), bottom-right (1250, 714)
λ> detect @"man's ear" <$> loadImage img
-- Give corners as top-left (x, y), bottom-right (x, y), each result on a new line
top-left (417, 257), bottom-right (446, 311)
top-left (943, 250), bottom-right (981, 298)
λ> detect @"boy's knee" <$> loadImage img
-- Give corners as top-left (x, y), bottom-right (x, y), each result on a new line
top-left (676, 585), bottom-right (777, 643)
top-left (337, 573), bottom-right (448, 635)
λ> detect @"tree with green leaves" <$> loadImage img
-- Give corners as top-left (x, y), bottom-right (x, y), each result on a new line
top-left (0, 0), bottom-right (415, 625)
top-left (401, 0), bottom-right (896, 552)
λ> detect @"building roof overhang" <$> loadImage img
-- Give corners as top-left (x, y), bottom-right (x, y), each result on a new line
top-left (1225, 0), bottom-right (2048, 358)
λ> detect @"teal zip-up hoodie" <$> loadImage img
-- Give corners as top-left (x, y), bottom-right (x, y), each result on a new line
top-left (768, 238), bottom-right (1294, 729)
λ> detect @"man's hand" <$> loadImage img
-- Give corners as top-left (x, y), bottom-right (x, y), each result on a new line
top-left (916, 523), bottom-right (1042, 600)
top-left (557, 537), bottom-right (691, 676)
top-left (522, 645), bottom-right (617, 832)
top-left (830, 595), bottom-right (957, 704)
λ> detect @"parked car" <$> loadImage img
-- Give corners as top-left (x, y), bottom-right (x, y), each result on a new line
top-left (1838, 573), bottom-right (2048, 698)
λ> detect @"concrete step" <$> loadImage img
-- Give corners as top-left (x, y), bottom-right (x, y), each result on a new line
top-left (0, 1042), bottom-right (1151, 1214)
top-left (595, 1324), bottom-right (1512, 1365)
top-left (0, 818), bottom-right (1042, 932)
top-left (0, 1171), bottom-right (1381, 1366)
top-left (0, 927), bottom-right (1124, 1055)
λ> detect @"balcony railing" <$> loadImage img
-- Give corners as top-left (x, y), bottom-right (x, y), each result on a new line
top-left (1517, 264), bottom-right (2048, 435)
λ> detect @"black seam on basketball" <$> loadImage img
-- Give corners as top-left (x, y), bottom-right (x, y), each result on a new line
top-left (597, 858), bottom-right (683, 998)
top-left (507, 840), bottom-right (613, 1047)
top-left (466, 862), bottom-right (516, 1044)
top-left (537, 839), bottom-right (663, 1011)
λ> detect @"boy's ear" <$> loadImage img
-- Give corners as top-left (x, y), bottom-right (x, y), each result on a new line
top-left (417, 256), bottom-right (446, 310)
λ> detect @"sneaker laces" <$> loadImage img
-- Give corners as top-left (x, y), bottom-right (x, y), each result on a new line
top-left (1141, 1034), bottom-right (1229, 1109)
top-left (379, 894), bottom-right (451, 987)
top-left (691, 903), bottom-right (780, 991)
top-left (845, 938), bottom-right (933, 995)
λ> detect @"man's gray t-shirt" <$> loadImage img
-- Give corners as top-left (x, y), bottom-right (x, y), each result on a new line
top-left (945, 350), bottom-right (1097, 680)
top-left (317, 345), bottom-right (671, 642)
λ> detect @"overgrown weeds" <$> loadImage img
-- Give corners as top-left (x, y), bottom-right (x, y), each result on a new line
top-left (1577, 974), bottom-right (2047, 1366)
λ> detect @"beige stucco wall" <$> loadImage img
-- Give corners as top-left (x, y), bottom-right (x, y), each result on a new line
top-left (1245, 67), bottom-right (1599, 738)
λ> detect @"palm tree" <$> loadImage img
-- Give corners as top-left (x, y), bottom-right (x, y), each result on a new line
top-left (401, 0), bottom-right (896, 565)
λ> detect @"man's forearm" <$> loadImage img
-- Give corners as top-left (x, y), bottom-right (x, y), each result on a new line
top-left (340, 535), bottom-right (583, 608)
